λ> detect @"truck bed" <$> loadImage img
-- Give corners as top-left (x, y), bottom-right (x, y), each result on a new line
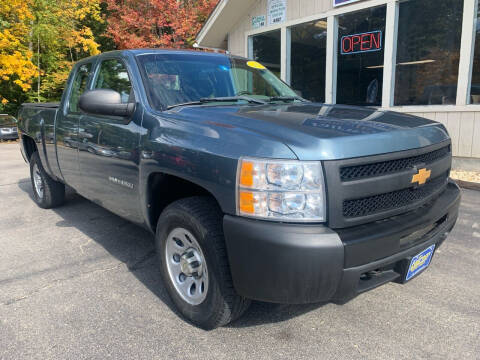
top-left (17, 102), bottom-right (60, 181)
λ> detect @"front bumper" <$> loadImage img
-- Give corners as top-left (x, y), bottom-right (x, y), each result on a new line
top-left (0, 132), bottom-right (18, 140)
top-left (223, 181), bottom-right (460, 304)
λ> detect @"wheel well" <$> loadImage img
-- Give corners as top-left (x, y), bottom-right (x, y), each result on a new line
top-left (22, 135), bottom-right (37, 161)
top-left (147, 173), bottom-right (219, 232)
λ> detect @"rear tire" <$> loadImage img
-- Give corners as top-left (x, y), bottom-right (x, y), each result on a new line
top-left (156, 196), bottom-right (250, 329)
top-left (29, 152), bottom-right (65, 209)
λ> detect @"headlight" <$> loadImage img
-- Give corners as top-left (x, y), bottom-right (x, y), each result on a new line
top-left (236, 158), bottom-right (326, 222)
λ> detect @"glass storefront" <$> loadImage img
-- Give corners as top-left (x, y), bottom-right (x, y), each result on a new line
top-left (336, 6), bottom-right (386, 106)
top-left (290, 19), bottom-right (327, 102)
top-left (246, 0), bottom-right (479, 109)
top-left (394, 0), bottom-right (464, 105)
top-left (471, 7), bottom-right (480, 104)
top-left (251, 30), bottom-right (281, 77)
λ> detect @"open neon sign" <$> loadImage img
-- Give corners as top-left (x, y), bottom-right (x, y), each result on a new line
top-left (341, 30), bottom-right (382, 55)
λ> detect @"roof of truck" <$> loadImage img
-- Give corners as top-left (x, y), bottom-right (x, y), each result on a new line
top-left (106, 48), bottom-right (231, 57)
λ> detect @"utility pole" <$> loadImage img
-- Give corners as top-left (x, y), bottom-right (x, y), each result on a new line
top-left (37, 34), bottom-right (40, 103)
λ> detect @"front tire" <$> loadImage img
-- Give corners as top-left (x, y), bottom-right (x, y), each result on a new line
top-left (156, 196), bottom-right (250, 329)
top-left (30, 152), bottom-right (65, 209)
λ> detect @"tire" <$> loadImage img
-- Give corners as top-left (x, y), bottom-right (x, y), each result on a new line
top-left (30, 151), bottom-right (65, 209)
top-left (156, 196), bottom-right (250, 329)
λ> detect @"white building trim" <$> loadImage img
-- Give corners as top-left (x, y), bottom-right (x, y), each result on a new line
top-left (381, 1), bottom-right (399, 107)
top-left (280, 27), bottom-right (291, 83)
top-left (196, 0), bottom-right (229, 46)
top-left (457, 0), bottom-right (478, 105)
top-left (325, 15), bottom-right (338, 104)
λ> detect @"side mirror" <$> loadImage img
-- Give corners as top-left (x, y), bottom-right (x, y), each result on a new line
top-left (79, 89), bottom-right (135, 117)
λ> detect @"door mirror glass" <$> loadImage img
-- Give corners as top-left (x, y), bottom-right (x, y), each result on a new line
top-left (79, 89), bottom-right (135, 117)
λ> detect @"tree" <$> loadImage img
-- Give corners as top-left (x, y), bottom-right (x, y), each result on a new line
top-left (0, 0), bottom-right (38, 112)
top-left (30, 0), bottom-right (104, 102)
top-left (105, 0), bottom-right (218, 49)
top-left (0, 0), bottom-right (111, 115)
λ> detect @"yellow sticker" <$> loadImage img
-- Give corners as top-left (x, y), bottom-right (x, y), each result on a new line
top-left (246, 61), bottom-right (266, 70)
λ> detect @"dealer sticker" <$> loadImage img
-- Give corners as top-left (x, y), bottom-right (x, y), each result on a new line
top-left (406, 244), bottom-right (435, 281)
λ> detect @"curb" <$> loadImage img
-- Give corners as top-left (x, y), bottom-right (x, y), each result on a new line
top-left (453, 179), bottom-right (480, 191)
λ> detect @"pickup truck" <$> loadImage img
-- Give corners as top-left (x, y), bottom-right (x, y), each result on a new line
top-left (17, 49), bottom-right (460, 329)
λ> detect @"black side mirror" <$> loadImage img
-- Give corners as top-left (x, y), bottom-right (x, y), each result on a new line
top-left (79, 89), bottom-right (135, 117)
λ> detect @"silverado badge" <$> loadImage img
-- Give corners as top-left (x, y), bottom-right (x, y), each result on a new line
top-left (411, 168), bottom-right (431, 185)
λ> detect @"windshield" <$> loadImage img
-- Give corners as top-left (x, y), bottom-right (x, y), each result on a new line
top-left (136, 53), bottom-right (299, 110)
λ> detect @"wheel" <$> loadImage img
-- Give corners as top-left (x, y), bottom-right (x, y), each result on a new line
top-left (30, 152), bottom-right (65, 209)
top-left (156, 196), bottom-right (250, 329)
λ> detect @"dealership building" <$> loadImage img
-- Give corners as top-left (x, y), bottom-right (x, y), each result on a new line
top-left (197, 0), bottom-right (480, 168)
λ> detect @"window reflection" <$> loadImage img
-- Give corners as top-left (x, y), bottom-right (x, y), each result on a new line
top-left (394, 0), bottom-right (464, 105)
top-left (336, 6), bottom-right (386, 106)
top-left (68, 64), bottom-right (92, 113)
top-left (94, 59), bottom-right (133, 103)
top-left (251, 30), bottom-right (281, 77)
top-left (290, 19), bottom-right (327, 102)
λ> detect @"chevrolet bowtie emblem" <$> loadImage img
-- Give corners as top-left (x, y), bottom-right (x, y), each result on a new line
top-left (411, 168), bottom-right (431, 185)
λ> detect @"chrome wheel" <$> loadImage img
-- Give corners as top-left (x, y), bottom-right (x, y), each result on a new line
top-left (165, 228), bottom-right (208, 305)
top-left (32, 163), bottom-right (44, 199)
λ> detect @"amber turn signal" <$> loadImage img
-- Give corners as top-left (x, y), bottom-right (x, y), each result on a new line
top-left (239, 161), bottom-right (254, 187)
top-left (238, 191), bottom-right (255, 214)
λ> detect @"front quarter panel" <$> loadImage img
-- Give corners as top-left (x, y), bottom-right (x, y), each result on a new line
top-left (139, 110), bottom-right (297, 221)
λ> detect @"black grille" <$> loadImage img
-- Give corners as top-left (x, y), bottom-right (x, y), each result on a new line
top-left (342, 174), bottom-right (448, 218)
top-left (340, 146), bottom-right (450, 181)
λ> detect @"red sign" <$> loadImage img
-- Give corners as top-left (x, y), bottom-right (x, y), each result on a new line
top-left (341, 30), bottom-right (382, 55)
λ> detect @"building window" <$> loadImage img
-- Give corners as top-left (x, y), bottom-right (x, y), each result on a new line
top-left (394, 0), bottom-right (464, 106)
top-left (251, 30), bottom-right (281, 77)
top-left (471, 7), bottom-right (480, 104)
top-left (290, 19), bottom-right (327, 102)
top-left (336, 6), bottom-right (386, 106)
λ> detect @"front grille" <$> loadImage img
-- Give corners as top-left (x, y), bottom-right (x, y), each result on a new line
top-left (340, 145), bottom-right (450, 181)
top-left (343, 173), bottom-right (448, 218)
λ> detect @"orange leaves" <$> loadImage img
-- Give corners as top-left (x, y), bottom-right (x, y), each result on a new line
top-left (105, 0), bottom-right (219, 49)
top-left (0, 0), bottom-right (37, 97)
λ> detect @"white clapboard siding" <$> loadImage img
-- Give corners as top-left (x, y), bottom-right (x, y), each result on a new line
top-left (407, 111), bottom-right (480, 159)
top-left (458, 113), bottom-right (475, 157)
top-left (471, 112), bottom-right (480, 158)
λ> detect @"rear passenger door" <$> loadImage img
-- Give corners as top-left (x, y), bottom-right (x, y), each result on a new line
top-left (56, 61), bottom-right (93, 189)
top-left (77, 57), bottom-right (143, 223)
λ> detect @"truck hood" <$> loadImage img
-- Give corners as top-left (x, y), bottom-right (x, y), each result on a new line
top-left (171, 103), bottom-right (450, 160)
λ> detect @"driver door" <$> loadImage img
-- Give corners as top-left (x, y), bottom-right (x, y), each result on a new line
top-left (77, 57), bottom-right (143, 223)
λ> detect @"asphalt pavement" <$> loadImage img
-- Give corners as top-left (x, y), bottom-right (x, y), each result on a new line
top-left (1, 142), bottom-right (479, 359)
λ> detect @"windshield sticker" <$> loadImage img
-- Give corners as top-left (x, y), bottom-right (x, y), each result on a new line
top-left (246, 61), bottom-right (266, 70)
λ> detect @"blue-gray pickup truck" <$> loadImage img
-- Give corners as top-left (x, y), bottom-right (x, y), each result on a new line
top-left (17, 49), bottom-right (460, 329)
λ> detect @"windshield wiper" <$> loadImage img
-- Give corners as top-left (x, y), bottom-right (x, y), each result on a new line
top-left (166, 101), bottom-right (204, 110)
top-left (166, 96), bottom-right (266, 110)
top-left (268, 96), bottom-right (306, 103)
top-left (199, 96), bottom-right (266, 105)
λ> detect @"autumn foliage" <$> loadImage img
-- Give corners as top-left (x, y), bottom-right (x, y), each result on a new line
top-left (0, 0), bottom-right (37, 104)
top-left (0, 0), bottom-right (218, 114)
top-left (105, 0), bottom-right (218, 49)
